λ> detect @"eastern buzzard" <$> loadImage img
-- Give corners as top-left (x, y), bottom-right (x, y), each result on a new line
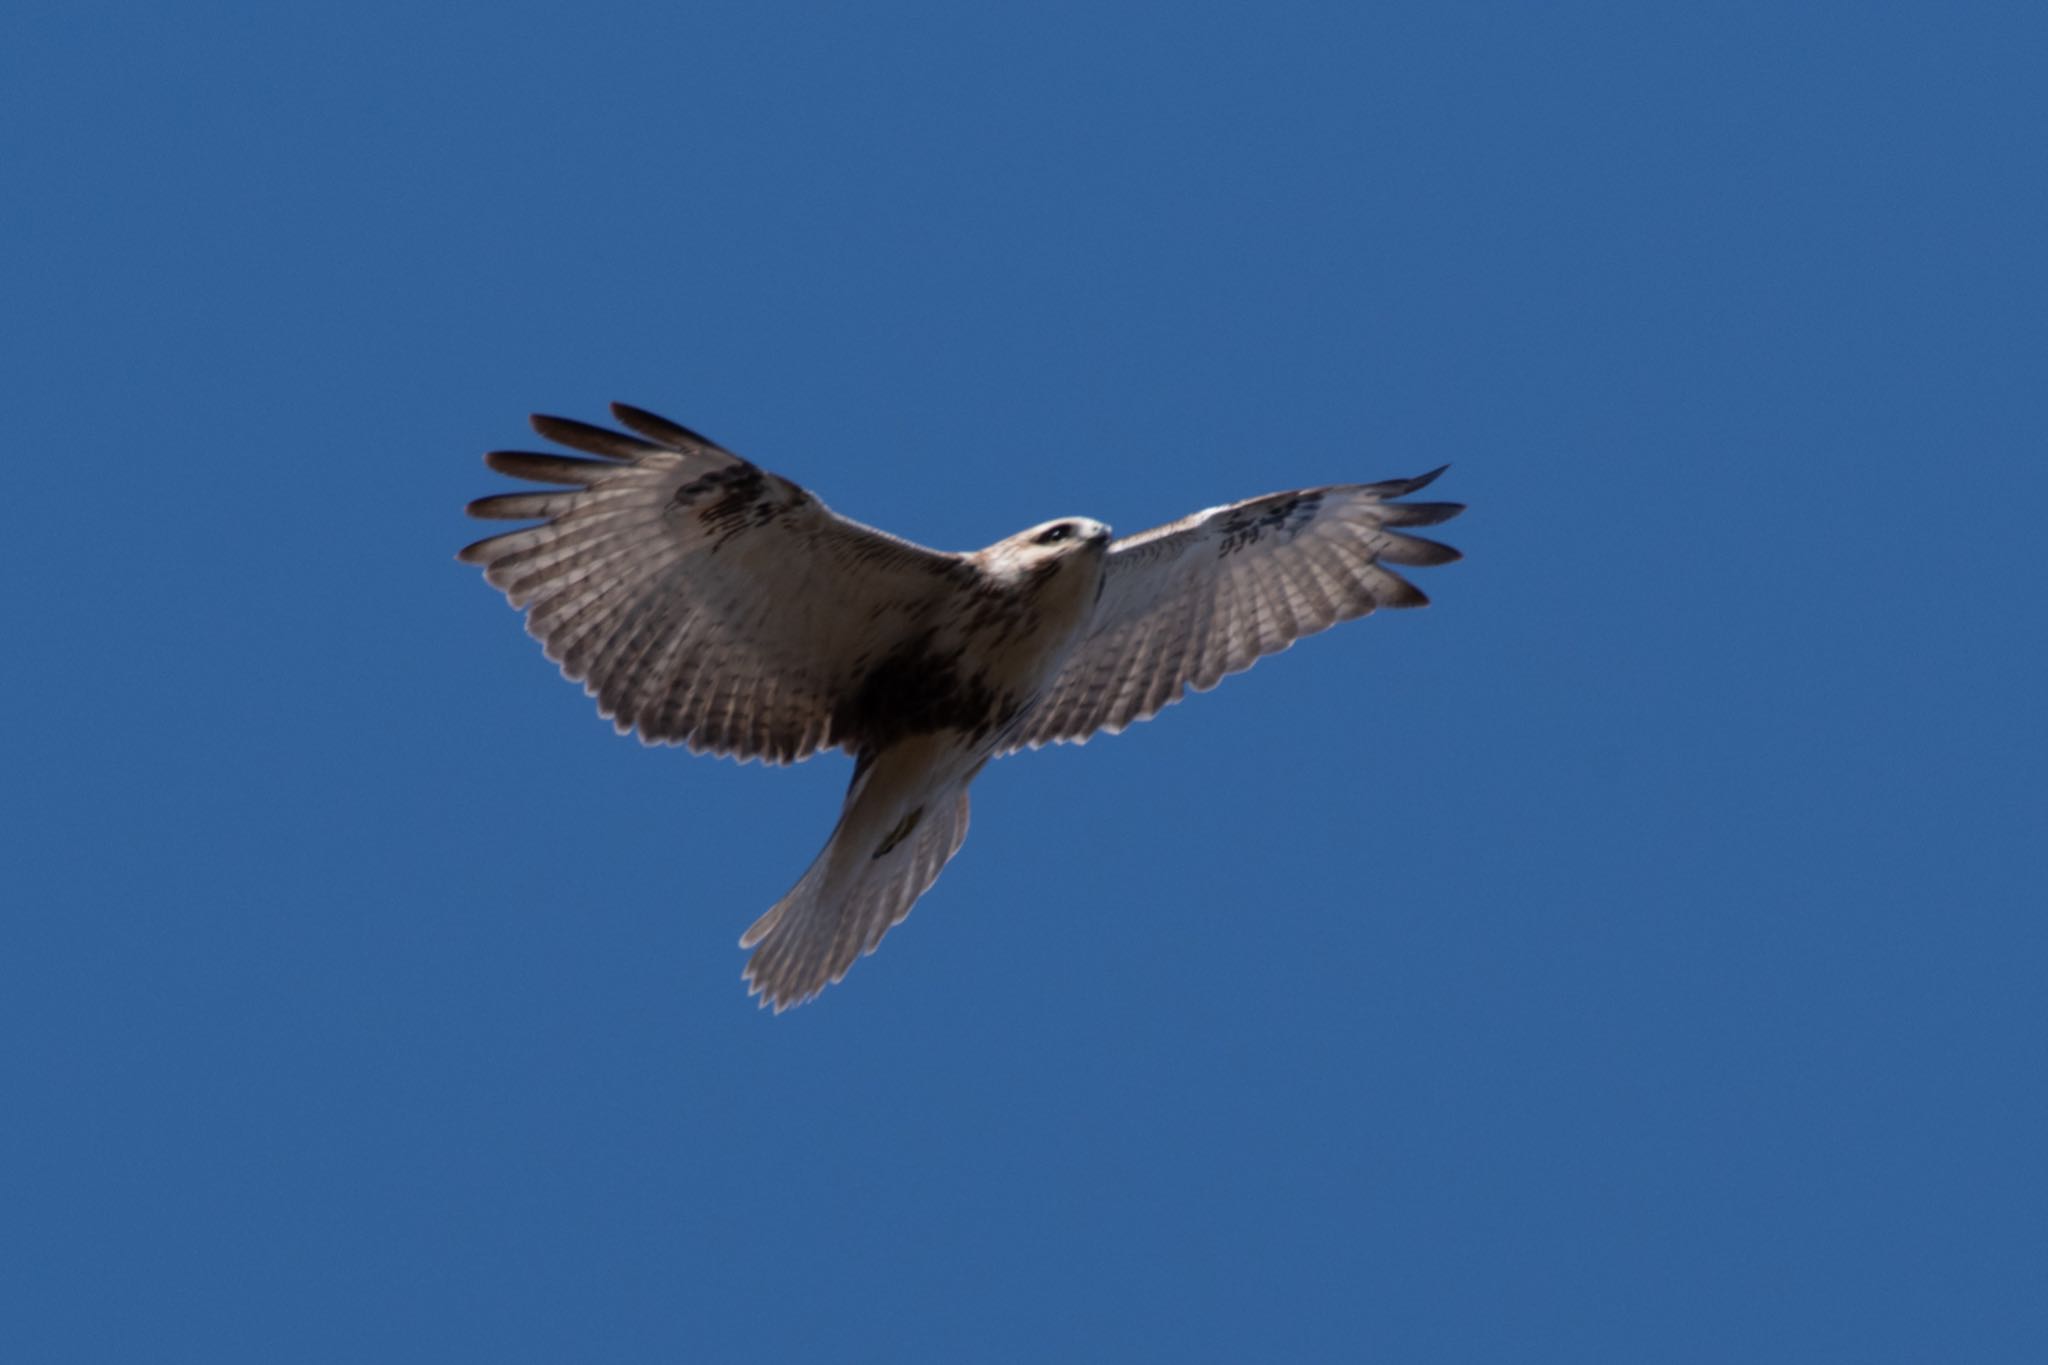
top-left (462, 405), bottom-right (1463, 1009)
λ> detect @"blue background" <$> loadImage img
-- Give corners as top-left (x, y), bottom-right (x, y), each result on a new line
top-left (6, 2), bottom-right (2044, 1360)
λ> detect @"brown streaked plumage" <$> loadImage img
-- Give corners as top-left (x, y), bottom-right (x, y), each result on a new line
top-left (462, 403), bottom-right (1463, 1009)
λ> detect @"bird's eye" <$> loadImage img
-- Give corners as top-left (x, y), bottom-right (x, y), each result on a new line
top-left (1036, 524), bottom-right (1073, 545)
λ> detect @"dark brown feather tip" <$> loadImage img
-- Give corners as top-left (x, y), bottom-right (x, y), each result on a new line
top-left (609, 402), bottom-right (730, 453)
top-left (1378, 533), bottom-right (1462, 567)
top-left (466, 491), bottom-right (572, 520)
top-left (1368, 465), bottom-right (1451, 498)
top-left (1380, 573), bottom-right (1432, 608)
top-left (483, 450), bottom-right (615, 485)
top-left (529, 413), bottom-right (663, 460)
top-left (456, 533), bottom-right (507, 564)
top-left (1375, 500), bottom-right (1466, 528)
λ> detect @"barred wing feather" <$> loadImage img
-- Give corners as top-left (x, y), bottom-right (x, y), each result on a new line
top-left (1005, 470), bottom-right (1463, 750)
top-left (460, 404), bottom-right (970, 763)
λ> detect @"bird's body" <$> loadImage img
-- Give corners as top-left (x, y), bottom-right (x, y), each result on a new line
top-left (735, 516), bottom-right (1112, 997)
top-left (463, 404), bottom-right (1462, 1009)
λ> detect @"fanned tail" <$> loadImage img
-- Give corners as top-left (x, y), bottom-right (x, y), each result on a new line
top-left (741, 759), bottom-right (973, 1012)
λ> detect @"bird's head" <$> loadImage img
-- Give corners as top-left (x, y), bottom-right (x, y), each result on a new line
top-left (976, 516), bottom-right (1114, 590)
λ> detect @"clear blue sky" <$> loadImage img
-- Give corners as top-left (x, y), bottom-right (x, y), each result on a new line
top-left (5, 2), bottom-right (2044, 1360)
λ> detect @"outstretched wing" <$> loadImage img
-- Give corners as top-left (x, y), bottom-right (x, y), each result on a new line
top-left (1004, 470), bottom-right (1463, 750)
top-left (461, 404), bottom-right (972, 763)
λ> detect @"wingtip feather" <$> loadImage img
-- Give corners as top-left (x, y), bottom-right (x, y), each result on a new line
top-left (1379, 533), bottom-right (1463, 567)
top-left (483, 449), bottom-right (617, 485)
top-left (609, 402), bottom-right (731, 454)
top-left (455, 534), bottom-right (499, 565)
top-left (1377, 500), bottom-right (1465, 528)
top-left (1381, 571), bottom-right (1432, 608)
top-left (1370, 464), bottom-right (1451, 497)
top-left (529, 413), bottom-right (663, 460)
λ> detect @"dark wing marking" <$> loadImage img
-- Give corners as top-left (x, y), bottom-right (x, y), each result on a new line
top-left (1003, 469), bottom-right (1463, 750)
top-left (461, 404), bottom-right (972, 763)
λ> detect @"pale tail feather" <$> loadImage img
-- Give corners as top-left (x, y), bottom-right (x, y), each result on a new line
top-left (741, 785), bottom-right (972, 1011)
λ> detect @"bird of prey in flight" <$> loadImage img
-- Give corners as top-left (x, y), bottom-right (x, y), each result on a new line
top-left (462, 404), bottom-right (1463, 1010)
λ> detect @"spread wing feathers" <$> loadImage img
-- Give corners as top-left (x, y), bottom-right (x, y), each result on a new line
top-left (740, 778), bottom-right (973, 1012)
top-left (460, 404), bottom-right (971, 763)
top-left (1005, 469), bottom-right (1463, 750)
